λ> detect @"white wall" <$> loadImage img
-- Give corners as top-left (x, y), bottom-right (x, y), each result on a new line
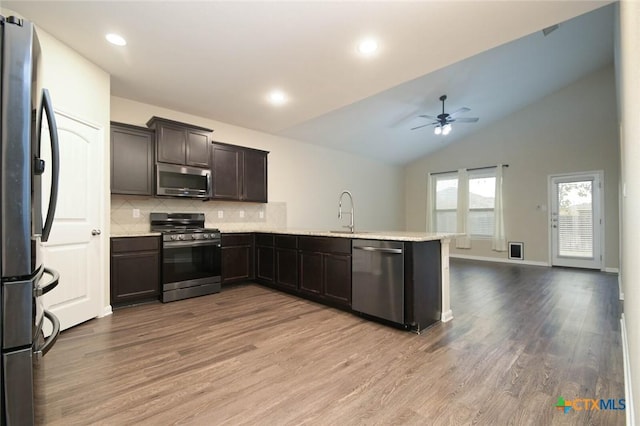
top-left (111, 96), bottom-right (405, 232)
top-left (618, 1), bottom-right (639, 422)
top-left (404, 66), bottom-right (620, 269)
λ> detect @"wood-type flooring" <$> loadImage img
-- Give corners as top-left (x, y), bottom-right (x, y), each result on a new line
top-left (35, 259), bottom-right (625, 425)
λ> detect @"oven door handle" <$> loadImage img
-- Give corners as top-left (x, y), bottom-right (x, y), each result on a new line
top-left (34, 267), bottom-right (60, 297)
top-left (163, 240), bottom-right (221, 248)
top-left (34, 310), bottom-right (61, 359)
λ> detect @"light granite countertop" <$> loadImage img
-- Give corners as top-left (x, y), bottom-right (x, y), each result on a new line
top-left (110, 232), bottom-right (162, 238)
top-left (219, 228), bottom-right (454, 242)
top-left (110, 228), bottom-right (455, 242)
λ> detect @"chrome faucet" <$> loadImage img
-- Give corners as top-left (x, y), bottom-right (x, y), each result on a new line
top-left (338, 190), bottom-right (355, 233)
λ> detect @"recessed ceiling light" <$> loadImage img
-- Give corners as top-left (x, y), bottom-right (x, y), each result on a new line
top-left (357, 38), bottom-right (378, 56)
top-left (105, 33), bottom-right (127, 46)
top-left (268, 90), bottom-right (287, 106)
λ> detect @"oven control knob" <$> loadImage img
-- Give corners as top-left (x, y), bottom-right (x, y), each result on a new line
top-left (203, 234), bottom-right (210, 239)
top-left (209, 234), bottom-right (216, 239)
top-left (170, 235), bottom-right (177, 241)
top-left (178, 235), bottom-right (185, 241)
top-left (192, 234), bottom-right (197, 240)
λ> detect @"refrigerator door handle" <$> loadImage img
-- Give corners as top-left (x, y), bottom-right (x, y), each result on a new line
top-left (39, 88), bottom-right (60, 243)
top-left (34, 267), bottom-right (60, 297)
top-left (34, 310), bottom-right (61, 359)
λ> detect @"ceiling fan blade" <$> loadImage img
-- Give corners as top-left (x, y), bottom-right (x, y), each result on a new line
top-left (410, 123), bottom-right (435, 131)
top-left (417, 114), bottom-right (439, 121)
top-left (448, 107), bottom-right (471, 117)
top-left (451, 117), bottom-right (479, 123)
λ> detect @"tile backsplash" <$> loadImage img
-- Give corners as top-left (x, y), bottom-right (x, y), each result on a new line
top-left (111, 195), bottom-right (286, 235)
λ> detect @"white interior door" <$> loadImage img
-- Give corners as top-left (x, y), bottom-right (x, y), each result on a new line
top-left (549, 172), bottom-right (603, 269)
top-left (40, 110), bottom-right (104, 331)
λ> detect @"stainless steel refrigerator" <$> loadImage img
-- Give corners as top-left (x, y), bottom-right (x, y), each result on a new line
top-left (1, 15), bottom-right (61, 425)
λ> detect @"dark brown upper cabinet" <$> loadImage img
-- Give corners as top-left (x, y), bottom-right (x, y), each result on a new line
top-left (211, 142), bottom-right (268, 203)
top-left (110, 122), bottom-right (154, 196)
top-left (147, 116), bottom-right (212, 168)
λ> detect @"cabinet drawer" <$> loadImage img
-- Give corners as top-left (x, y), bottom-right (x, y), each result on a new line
top-left (111, 236), bottom-right (160, 253)
top-left (275, 235), bottom-right (297, 250)
top-left (255, 233), bottom-right (274, 247)
top-left (222, 233), bottom-right (253, 247)
top-left (298, 236), bottom-right (351, 254)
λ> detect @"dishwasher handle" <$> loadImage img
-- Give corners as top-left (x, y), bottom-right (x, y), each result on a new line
top-left (353, 245), bottom-right (403, 254)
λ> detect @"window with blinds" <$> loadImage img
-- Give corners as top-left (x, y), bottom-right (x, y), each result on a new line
top-left (433, 174), bottom-right (458, 233)
top-left (468, 171), bottom-right (496, 237)
top-left (431, 169), bottom-right (497, 237)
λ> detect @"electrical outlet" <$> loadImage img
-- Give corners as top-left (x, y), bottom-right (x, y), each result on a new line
top-left (239, 210), bottom-right (245, 218)
top-left (259, 210), bottom-right (264, 219)
top-left (217, 210), bottom-right (224, 219)
top-left (132, 209), bottom-right (140, 218)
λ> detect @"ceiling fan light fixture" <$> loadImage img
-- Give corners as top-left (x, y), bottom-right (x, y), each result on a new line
top-left (442, 123), bottom-right (452, 135)
top-left (434, 126), bottom-right (442, 135)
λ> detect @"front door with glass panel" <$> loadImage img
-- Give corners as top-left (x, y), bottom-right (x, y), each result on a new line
top-left (549, 172), bottom-right (602, 269)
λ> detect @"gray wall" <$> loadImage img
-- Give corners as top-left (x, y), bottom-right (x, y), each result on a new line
top-left (404, 65), bottom-right (619, 269)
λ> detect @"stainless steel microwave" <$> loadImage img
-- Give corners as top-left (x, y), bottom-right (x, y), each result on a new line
top-left (156, 163), bottom-right (212, 199)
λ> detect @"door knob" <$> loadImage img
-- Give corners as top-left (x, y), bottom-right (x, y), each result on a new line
top-left (91, 229), bottom-right (102, 236)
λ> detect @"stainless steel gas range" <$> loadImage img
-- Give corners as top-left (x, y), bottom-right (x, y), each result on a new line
top-left (150, 213), bottom-right (221, 303)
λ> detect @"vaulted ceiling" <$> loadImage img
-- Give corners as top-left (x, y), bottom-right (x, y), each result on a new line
top-left (4, 1), bottom-right (614, 164)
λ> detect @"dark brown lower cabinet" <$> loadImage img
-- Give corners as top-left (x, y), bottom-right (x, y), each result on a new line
top-left (275, 235), bottom-right (298, 290)
top-left (323, 253), bottom-right (351, 305)
top-left (298, 251), bottom-right (322, 295)
top-left (110, 236), bottom-right (161, 307)
top-left (298, 236), bottom-right (352, 308)
top-left (221, 233), bottom-right (254, 285)
top-left (255, 234), bottom-right (275, 284)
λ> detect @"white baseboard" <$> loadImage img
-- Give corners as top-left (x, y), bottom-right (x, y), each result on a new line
top-left (621, 314), bottom-right (635, 426)
top-left (450, 254), bottom-right (622, 274)
top-left (450, 253), bottom-right (549, 267)
top-left (100, 305), bottom-right (113, 318)
top-left (441, 310), bottom-right (453, 322)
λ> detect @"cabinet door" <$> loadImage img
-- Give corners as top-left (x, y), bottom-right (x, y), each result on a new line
top-left (110, 124), bottom-right (154, 195)
top-left (242, 149), bottom-right (267, 202)
top-left (256, 246), bottom-right (275, 283)
top-left (221, 245), bottom-right (252, 284)
top-left (156, 122), bottom-right (186, 164)
top-left (186, 129), bottom-right (210, 168)
top-left (111, 251), bottom-right (160, 305)
top-left (276, 248), bottom-right (298, 290)
top-left (324, 254), bottom-right (351, 306)
top-left (211, 144), bottom-right (242, 199)
top-left (299, 251), bottom-right (323, 296)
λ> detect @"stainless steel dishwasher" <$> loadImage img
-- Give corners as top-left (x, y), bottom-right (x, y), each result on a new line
top-left (352, 239), bottom-right (404, 324)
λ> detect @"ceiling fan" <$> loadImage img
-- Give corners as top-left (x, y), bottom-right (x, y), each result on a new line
top-left (411, 95), bottom-right (479, 135)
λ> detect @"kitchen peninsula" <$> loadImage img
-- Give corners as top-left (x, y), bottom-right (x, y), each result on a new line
top-left (220, 228), bottom-right (454, 333)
